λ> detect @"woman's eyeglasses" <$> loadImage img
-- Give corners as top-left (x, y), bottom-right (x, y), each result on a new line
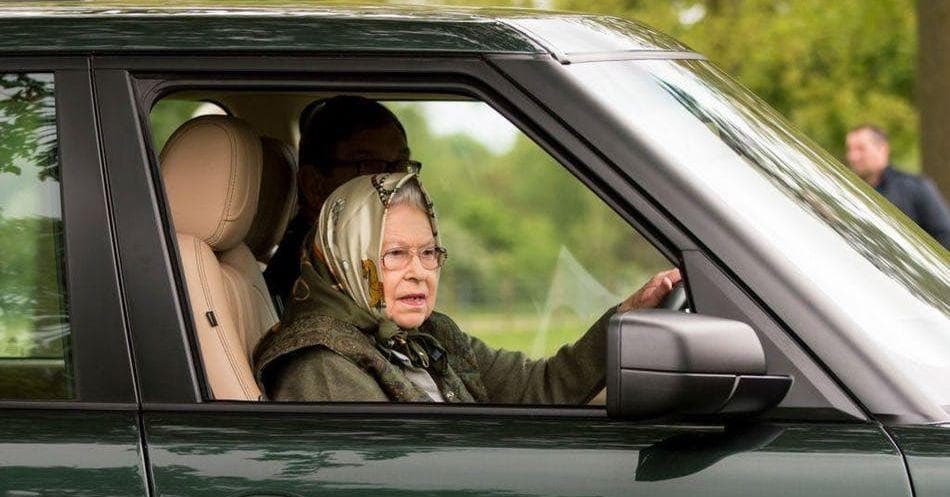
top-left (380, 245), bottom-right (447, 271)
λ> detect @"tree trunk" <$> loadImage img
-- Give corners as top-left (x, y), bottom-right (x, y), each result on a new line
top-left (918, 0), bottom-right (950, 198)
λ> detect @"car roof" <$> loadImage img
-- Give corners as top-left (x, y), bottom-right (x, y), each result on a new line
top-left (0, 1), bottom-right (694, 57)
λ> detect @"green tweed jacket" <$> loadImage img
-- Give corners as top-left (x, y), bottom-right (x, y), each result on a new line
top-left (253, 309), bottom-right (611, 404)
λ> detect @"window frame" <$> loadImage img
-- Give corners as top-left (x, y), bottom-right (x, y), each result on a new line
top-left (95, 54), bottom-right (859, 421)
top-left (0, 57), bottom-right (135, 408)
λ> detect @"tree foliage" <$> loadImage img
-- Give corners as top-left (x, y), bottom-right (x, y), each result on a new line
top-left (555, 0), bottom-right (919, 170)
top-left (917, 0), bottom-right (950, 197)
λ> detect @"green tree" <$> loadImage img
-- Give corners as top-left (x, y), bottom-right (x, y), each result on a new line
top-left (918, 0), bottom-right (950, 197)
top-left (556, 0), bottom-right (919, 171)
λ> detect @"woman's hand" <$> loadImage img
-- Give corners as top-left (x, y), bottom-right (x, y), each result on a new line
top-left (617, 268), bottom-right (682, 312)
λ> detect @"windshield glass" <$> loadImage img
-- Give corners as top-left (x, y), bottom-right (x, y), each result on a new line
top-left (563, 58), bottom-right (950, 409)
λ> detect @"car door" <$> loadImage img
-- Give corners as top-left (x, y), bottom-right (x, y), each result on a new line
top-left (94, 54), bottom-right (913, 497)
top-left (0, 57), bottom-right (146, 496)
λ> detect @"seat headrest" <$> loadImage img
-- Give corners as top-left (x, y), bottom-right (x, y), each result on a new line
top-left (161, 115), bottom-right (262, 252)
top-left (245, 137), bottom-right (298, 262)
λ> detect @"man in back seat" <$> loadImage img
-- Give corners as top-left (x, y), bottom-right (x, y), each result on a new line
top-left (264, 96), bottom-right (417, 311)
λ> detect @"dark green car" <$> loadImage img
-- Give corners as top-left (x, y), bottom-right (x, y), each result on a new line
top-left (1, 3), bottom-right (948, 497)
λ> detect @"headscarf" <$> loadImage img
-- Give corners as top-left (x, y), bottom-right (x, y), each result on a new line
top-left (289, 172), bottom-right (444, 368)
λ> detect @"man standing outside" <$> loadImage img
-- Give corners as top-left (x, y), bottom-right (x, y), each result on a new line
top-left (845, 124), bottom-right (950, 248)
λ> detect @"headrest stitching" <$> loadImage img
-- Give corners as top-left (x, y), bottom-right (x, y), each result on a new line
top-left (206, 121), bottom-right (243, 249)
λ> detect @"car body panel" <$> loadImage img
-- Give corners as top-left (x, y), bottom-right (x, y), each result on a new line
top-left (0, 3), bottom-right (567, 57)
top-left (0, 15), bottom-right (542, 55)
top-left (0, 3), bottom-right (703, 58)
top-left (890, 425), bottom-right (950, 497)
top-left (144, 412), bottom-right (911, 497)
top-left (0, 410), bottom-right (147, 496)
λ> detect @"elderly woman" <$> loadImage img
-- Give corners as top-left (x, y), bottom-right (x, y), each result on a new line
top-left (254, 173), bottom-right (680, 403)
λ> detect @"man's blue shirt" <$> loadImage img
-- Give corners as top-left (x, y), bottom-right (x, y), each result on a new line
top-left (875, 165), bottom-right (950, 248)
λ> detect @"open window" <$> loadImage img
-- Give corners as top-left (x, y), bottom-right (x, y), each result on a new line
top-left (147, 88), bottom-right (674, 405)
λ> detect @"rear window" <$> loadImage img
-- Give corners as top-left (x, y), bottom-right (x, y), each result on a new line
top-left (0, 73), bottom-right (72, 399)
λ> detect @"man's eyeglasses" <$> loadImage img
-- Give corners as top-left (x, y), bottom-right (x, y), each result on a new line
top-left (380, 245), bottom-right (447, 271)
top-left (328, 159), bottom-right (422, 176)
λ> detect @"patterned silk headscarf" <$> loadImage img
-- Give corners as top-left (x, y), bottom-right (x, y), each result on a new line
top-left (315, 172), bottom-right (440, 322)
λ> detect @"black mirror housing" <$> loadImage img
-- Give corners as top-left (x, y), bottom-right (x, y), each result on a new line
top-left (607, 309), bottom-right (792, 420)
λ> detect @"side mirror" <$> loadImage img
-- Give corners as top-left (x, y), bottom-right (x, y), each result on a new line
top-left (606, 309), bottom-right (792, 419)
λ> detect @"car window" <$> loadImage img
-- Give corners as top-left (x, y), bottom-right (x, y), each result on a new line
top-left (149, 92), bottom-right (670, 404)
top-left (0, 73), bottom-right (72, 400)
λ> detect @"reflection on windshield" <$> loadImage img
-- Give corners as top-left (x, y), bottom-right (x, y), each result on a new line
top-left (652, 60), bottom-right (949, 315)
top-left (532, 247), bottom-right (620, 357)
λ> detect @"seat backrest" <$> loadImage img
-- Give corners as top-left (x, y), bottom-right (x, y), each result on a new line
top-left (245, 136), bottom-right (298, 264)
top-left (161, 115), bottom-right (279, 401)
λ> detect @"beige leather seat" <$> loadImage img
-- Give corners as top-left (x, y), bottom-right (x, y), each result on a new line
top-left (245, 136), bottom-right (297, 264)
top-left (161, 115), bottom-right (279, 401)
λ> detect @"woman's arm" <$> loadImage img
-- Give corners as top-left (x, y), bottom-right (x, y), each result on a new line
top-left (468, 308), bottom-right (612, 405)
top-left (469, 268), bottom-right (682, 405)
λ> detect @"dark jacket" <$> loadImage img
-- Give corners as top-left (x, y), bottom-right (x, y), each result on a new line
top-left (875, 166), bottom-right (950, 248)
top-left (263, 213), bottom-right (313, 311)
top-left (254, 310), bottom-right (610, 404)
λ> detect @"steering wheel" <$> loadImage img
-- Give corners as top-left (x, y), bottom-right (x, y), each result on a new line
top-left (659, 281), bottom-right (689, 311)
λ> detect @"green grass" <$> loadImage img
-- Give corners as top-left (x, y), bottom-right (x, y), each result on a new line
top-left (448, 311), bottom-right (594, 359)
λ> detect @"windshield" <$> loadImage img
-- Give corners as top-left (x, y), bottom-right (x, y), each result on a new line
top-left (562, 58), bottom-right (950, 410)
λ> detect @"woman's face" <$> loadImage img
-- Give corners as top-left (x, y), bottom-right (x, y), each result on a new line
top-left (380, 203), bottom-right (440, 329)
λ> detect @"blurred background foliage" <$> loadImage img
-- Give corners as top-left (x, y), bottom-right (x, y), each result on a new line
top-left (479, 0), bottom-right (920, 171)
top-left (555, 0), bottom-right (920, 171)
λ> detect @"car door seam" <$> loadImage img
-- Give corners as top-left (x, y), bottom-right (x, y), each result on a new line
top-left (880, 423), bottom-right (918, 497)
top-left (89, 54), bottom-right (157, 497)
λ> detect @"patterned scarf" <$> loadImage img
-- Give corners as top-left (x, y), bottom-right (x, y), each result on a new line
top-left (303, 172), bottom-right (443, 369)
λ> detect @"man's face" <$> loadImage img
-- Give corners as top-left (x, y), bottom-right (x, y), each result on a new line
top-left (300, 122), bottom-right (409, 216)
top-left (845, 129), bottom-right (889, 183)
top-left (333, 124), bottom-right (409, 167)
